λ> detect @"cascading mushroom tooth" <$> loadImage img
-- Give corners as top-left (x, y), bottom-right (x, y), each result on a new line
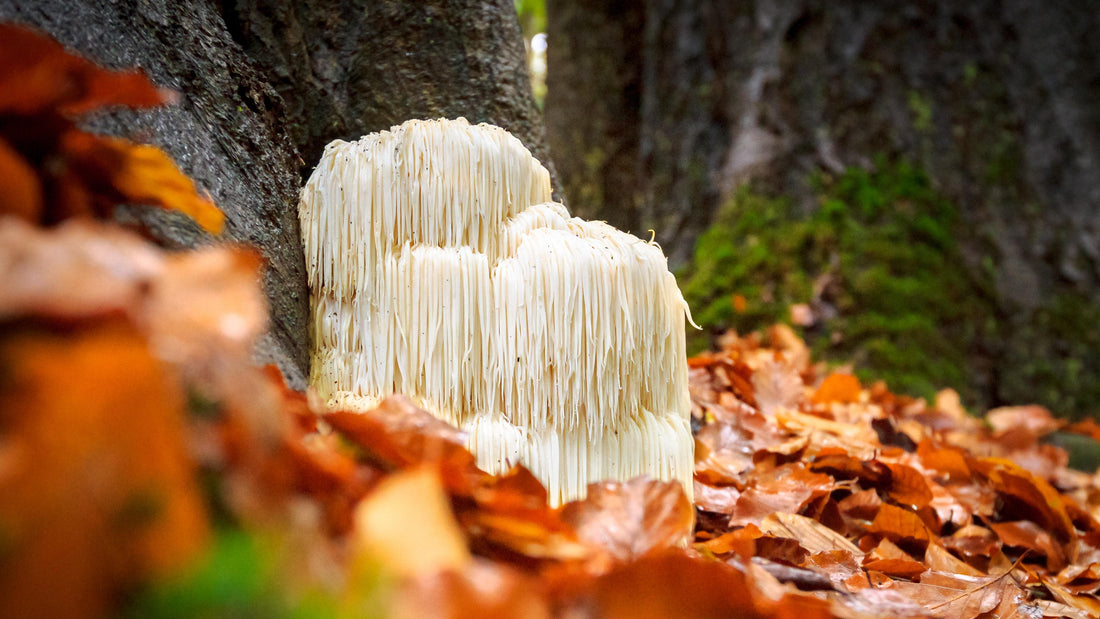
top-left (299, 117), bottom-right (694, 506)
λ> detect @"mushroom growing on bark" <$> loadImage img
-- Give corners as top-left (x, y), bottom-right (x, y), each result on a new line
top-left (300, 118), bottom-right (694, 505)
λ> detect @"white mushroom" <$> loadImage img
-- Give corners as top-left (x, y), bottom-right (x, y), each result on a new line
top-left (299, 118), bottom-right (694, 505)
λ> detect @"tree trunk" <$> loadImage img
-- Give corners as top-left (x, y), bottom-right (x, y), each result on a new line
top-left (547, 0), bottom-right (1100, 417)
top-left (0, 0), bottom-right (552, 388)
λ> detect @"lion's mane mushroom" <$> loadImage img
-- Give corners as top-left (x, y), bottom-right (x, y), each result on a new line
top-left (300, 118), bottom-right (694, 505)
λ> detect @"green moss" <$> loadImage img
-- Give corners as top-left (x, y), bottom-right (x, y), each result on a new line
top-left (907, 91), bottom-right (934, 134)
top-left (999, 293), bottom-right (1100, 419)
top-left (679, 159), bottom-right (996, 403)
top-left (125, 530), bottom-right (389, 619)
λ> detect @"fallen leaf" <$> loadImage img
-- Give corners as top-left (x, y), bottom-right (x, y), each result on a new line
top-left (392, 561), bottom-right (550, 619)
top-left (868, 503), bottom-right (933, 552)
top-left (989, 520), bottom-right (1068, 572)
top-left (862, 538), bottom-right (927, 579)
top-left (0, 24), bottom-right (166, 115)
top-left (812, 374), bottom-right (861, 405)
top-left (353, 466), bottom-right (470, 577)
top-left (0, 321), bottom-right (208, 618)
top-left (758, 512), bottom-right (863, 557)
top-left (752, 358), bottom-right (804, 416)
top-left (728, 463), bottom-right (835, 527)
top-left (560, 477), bottom-right (693, 562)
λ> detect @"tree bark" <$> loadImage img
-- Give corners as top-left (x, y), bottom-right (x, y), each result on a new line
top-left (544, 0), bottom-right (643, 234)
top-left (547, 0), bottom-right (1100, 416)
top-left (0, 0), bottom-right (552, 388)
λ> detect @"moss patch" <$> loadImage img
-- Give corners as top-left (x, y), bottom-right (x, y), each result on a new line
top-left (679, 159), bottom-right (996, 403)
top-left (999, 293), bottom-right (1100, 419)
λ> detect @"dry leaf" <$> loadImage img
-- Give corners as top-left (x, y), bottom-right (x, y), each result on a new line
top-left (0, 321), bottom-right (207, 618)
top-left (560, 477), bottom-right (693, 562)
top-left (353, 466), bottom-right (470, 577)
top-left (812, 374), bottom-right (862, 405)
top-left (758, 512), bottom-right (863, 556)
top-left (752, 358), bottom-right (804, 415)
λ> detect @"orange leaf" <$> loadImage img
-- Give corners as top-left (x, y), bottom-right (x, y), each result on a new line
top-left (58, 132), bottom-right (224, 233)
top-left (0, 321), bottom-right (208, 618)
top-left (976, 459), bottom-right (1075, 543)
top-left (882, 462), bottom-right (934, 509)
top-left (583, 550), bottom-right (838, 619)
top-left (352, 466), bottom-right (470, 577)
top-left (732, 293), bottom-right (747, 313)
top-left (0, 24), bottom-right (166, 115)
top-left (862, 538), bottom-right (927, 579)
top-left (393, 563), bottom-right (550, 619)
top-left (868, 503), bottom-right (931, 551)
top-left (811, 373), bottom-right (861, 405)
top-left (915, 439), bottom-right (970, 481)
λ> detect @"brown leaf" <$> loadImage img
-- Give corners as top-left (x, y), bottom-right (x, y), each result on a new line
top-left (728, 463), bottom-right (835, 527)
top-left (693, 479), bottom-right (741, 514)
top-left (758, 512), bottom-right (864, 557)
top-left (886, 568), bottom-right (1018, 617)
top-left (838, 488), bottom-right (883, 522)
top-left (867, 503), bottom-right (932, 551)
top-left (752, 357), bottom-right (804, 415)
top-left (940, 525), bottom-right (1002, 570)
top-left (392, 562), bottom-right (550, 619)
top-left (325, 396), bottom-right (472, 473)
top-left (459, 467), bottom-right (588, 563)
top-left (560, 477), bottom-right (693, 562)
top-left (862, 538), bottom-right (927, 579)
top-left (976, 458), bottom-right (1074, 543)
top-left (986, 405), bottom-right (1061, 438)
top-left (881, 462), bottom-right (934, 509)
top-left (0, 136), bottom-right (42, 221)
top-left (924, 542), bottom-right (985, 577)
top-left (1042, 579), bottom-right (1100, 618)
top-left (0, 218), bottom-right (162, 320)
top-left (989, 520), bottom-right (1068, 573)
top-left (0, 321), bottom-right (208, 618)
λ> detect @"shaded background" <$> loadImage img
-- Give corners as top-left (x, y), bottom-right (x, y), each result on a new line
top-left (531, 0), bottom-right (1100, 418)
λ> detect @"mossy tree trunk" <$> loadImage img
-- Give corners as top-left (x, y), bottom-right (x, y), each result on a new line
top-left (547, 0), bottom-right (1100, 417)
top-left (0, 0), bottom-right (552, 388)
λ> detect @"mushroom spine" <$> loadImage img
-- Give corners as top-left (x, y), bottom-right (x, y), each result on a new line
top-left (300, 118), bottom-right (694, 505)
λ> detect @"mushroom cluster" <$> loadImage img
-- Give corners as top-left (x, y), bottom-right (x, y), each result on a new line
top-left (300, 118), bottom-right (693, 505)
